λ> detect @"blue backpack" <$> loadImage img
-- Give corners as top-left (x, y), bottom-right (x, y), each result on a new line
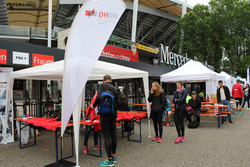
top-left (98, 87), bottom-right (115, 114)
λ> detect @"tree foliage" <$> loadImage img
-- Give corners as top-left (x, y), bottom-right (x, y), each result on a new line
top-left (174, 0), bottom-right (250, 77)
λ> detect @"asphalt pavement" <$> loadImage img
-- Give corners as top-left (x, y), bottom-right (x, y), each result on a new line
top-left (1, 108), bottom-right (250, 167)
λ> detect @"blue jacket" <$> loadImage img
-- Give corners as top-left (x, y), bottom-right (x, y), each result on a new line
top-left (172, 89), bottom-right (187, 110)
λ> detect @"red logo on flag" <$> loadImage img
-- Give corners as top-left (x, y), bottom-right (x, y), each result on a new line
top-left (85, 9), bottom-right (96, 16)
top-left (32, 53), bottom-right (54, 66)
top-left (0, 49), bottom-right (7, 64)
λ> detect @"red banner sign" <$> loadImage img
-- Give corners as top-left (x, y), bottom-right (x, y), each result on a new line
top-left (0, 49), bottom-right (7, 64)
top-left (101, 45), bottom-right (138, 62)
top-left (32, 53), bottom-right (54, 66)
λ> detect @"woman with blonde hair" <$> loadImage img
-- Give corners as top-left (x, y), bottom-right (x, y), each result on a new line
top-left (148, 82), bottom-right (166, 143)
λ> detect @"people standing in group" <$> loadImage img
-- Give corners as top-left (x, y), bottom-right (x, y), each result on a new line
top-left (148, 82), bottom-right (166, 143)
top-left (90, 75), bottom-right (118, 167)
top-left (172, 81), bottom-right (187, 143)
top-left (232, 79), bottom-right (244, 116)
top-left (186, 91), bottom-right (201, 126)
top-left (162, 98), bottom-right (172, 126)
top-left (242, 84), bottom-right (250, 109)
top-left (217, 81), bottom-right (233, 123)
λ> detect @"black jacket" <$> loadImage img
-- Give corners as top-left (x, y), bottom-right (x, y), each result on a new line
top-left (243, 87), bottom-right (250, 96)
top-left (172, 89), bottom-right (187, 110)
top-left (148, 92), bottom-right (166, 112)
top-left (217, 86), bottom-right (230, 103)
top-left (117, 94), bottom-right (129, 111)
top-left (188, 98), bottom-right (201, 113)
top-left (93, 82), bottom-right (118, 115)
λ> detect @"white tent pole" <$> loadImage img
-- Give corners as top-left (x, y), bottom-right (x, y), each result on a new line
top-left (209, 79), bottom-right (211, 99)
top-left (81, 87), bottom-right (86, 119)
top-left (143, 75), bottom-right (151, 137)
top-left (73, 93), bottom-right (82, 167)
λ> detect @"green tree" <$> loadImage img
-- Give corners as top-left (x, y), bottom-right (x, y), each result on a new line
top-left (175, 0), bottom-right (250, 77)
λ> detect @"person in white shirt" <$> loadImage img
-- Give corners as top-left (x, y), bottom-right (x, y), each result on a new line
top-left (216, 81), bottom-right (233, 123)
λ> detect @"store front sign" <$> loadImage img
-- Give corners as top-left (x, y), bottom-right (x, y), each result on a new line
top-left (159, 44), bottom-right (190, 67)
top-left (13, 51), bottom-right (29, 65)
top-left (32, 54), bottom-right (54, 66)
top-left (101, 45), bottom-right (138, 62)
top-left (0, 49), bottom-right (7, 64)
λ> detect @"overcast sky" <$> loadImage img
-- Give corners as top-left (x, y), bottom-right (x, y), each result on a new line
top-left (187, 0), bottom-right (210, 7)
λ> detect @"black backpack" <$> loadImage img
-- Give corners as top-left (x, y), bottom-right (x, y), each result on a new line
top-left (188, 120), bottom-right (199, 128)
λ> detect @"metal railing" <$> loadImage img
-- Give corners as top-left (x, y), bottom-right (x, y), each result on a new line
top-left (108, 35), bottom-right (134, 50)
top-left (0, 25), bottom-right (56, 38)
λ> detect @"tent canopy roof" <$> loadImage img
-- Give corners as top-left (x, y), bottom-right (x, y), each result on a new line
top-left (160, 60), bottom-right (223, 83)
top-left (9, 60), bottom-right (148, 81)
top-left (220, 71), bottom-right (234, 80)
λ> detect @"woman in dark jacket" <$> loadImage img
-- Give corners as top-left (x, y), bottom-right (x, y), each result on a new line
top-left (148, 82), bottom-right (166, 143)
top-left (242, 84), bottom-right (250, 109)
top-left (172, 81), bottom-right (187, 143)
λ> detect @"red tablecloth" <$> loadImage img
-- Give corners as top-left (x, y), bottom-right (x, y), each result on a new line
top-left (23, 112), bottom-right (146, 132)
top-left (24, 117), bottom-right (63, 131)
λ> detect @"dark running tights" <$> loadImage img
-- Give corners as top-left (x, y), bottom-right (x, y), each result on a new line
top-left (100, 115), bottom-right (117, 158)
top-left (152, 112), bottom-right (163, 138)
top-left (174, 109), bottom-right (185, 137)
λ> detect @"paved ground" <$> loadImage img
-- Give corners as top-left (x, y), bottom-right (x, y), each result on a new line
top-left (1, 109), bottom-right (250, 167)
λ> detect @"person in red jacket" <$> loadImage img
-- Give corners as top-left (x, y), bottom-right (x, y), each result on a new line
top-left (232, 79), bottom-right (244, 116)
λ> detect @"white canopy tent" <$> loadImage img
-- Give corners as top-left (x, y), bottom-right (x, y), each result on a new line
top-left (220, 71), bottom-right (236, 94)
top-left (160, 60), bottom-right (225, 96)
top-left (5, 60), bottom-right (150, 164)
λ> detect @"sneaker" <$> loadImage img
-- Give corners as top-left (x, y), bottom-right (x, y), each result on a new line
top-left (94, 145), bottom-right (103, 150)
top-left (229, 120), bottom-right (233, 123)
top-left (181, 136), bottom-right (186, 140)
top-left (170, 122), bottom-right (175, 126)
top-left (83, 146), bottom-right (87, 154)
top-left (158, 137), bottom-right (163, 143)
top-left (166, 122), bottom-right (170, 126)
top-left (100, 159), bottom-right (114, 166)
top-left (241, 113), bottom-right (245, 116)
top-left (152, 136), bottom-right (159, 141)
top-left (112, 157), bottom-right (116, 164)
top-left (175, 137), bottom-right (183, 143)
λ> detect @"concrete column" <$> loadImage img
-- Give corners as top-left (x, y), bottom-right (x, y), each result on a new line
top-left (47, 0), bottom-right (53, 95)
top-left (131, 0), bottom-right (139, 43)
